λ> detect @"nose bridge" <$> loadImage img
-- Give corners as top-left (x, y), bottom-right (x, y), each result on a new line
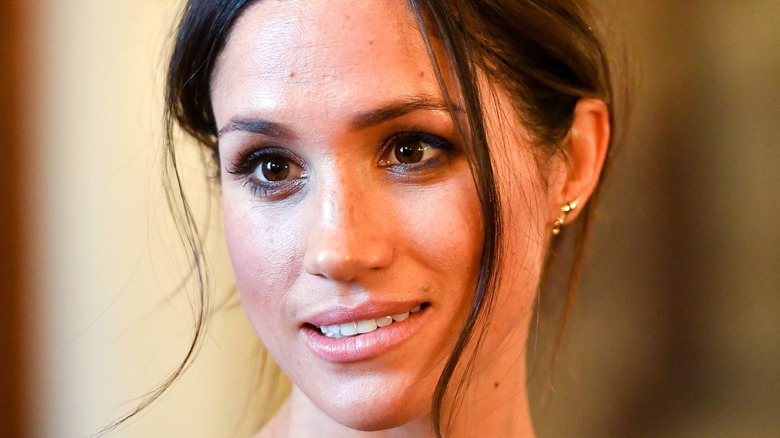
top-left (303, 167), bottom-right (393, 281)
top-left (320, 171), bottom-right (364, 232)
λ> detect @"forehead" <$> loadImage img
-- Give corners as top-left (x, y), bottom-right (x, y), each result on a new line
top-left (211, 0), bottom-right (441, 123)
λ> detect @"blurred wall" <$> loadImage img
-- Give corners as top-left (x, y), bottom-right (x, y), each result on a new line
top-left (13, 1), bottom-right (780, 437)
top-left (531, 1), bottom-right (780, 437)
top-left (1, 1), bottom-right (30, 437)
top-left (21, 1), bottom-right (262, 437)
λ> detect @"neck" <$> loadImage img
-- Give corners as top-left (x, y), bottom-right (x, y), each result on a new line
top-left (440, 343), bottom-right (535, 438)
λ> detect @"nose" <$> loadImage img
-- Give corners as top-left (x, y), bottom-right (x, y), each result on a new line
top-left (303, 175), bottom-right (394, 282)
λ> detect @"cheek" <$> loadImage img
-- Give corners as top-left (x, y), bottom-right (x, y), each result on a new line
top-left (500, 160), bottom-right (549, 286)
top-left (388, 164), bottom-right (484, 319)
top-left (487, 149), bottom-right (551, 350)
top-left (400, 188), bottom-right (483, 285)
top-left (221, 191), bottom-right (304, 330)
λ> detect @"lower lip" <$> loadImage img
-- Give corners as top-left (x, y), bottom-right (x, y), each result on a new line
top-left (302, 307), bottom-right (428, 363)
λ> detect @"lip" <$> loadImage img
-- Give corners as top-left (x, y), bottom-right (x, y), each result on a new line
top-left (303, 301), bottom-right (425, 327)
top-left (302, 301), bottom-right (428, 363)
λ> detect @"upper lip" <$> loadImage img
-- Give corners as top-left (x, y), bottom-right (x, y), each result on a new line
top-left (303, 300), bottom-right (425, 327)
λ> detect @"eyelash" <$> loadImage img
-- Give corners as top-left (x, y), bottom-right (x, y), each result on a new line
top-left (227, 147), bottom-right (305, 197)
top-left (227, 130), bottom-right (456, 198)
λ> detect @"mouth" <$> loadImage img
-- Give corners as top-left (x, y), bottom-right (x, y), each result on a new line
top-left (301, 302), bottom-right (430, 362)
top-left (314, 304), bottom-right (424, 338)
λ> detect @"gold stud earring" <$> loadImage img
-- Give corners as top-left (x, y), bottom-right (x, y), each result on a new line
top-left (552, 199), bottom-right (579, 235)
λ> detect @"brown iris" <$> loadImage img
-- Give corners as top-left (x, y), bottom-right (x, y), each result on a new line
top-left (261, 158), bottom-right (290, 181)
top-left (394, 142), bottom-right (427, 164)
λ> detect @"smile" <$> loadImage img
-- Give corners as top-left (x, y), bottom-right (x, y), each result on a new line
top-left (303, 302), bottom-right (430, 362)
top-left (318, 305), bottom-right (422, 338)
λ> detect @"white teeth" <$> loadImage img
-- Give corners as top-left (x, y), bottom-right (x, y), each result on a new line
top-left (319, 324), bottom-right (342, 337)
top-left (376, 316), bottom-right (393, 327)
top-left (340, 321), bottom-right (358, 336)
top-left (357, 319), bottom-right (378, 334)
top-left (317, 305), bottom-right (423, 337)
top-left (391, 312), bottom-right (409, 322)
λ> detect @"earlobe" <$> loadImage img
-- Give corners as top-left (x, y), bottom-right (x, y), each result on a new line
top-left (552, 98), bottom-right (610, 225)
top-left (551, 199), bottom-right (579, 235)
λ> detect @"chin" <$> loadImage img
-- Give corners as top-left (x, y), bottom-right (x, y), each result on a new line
top-left (325, 403), bottom-right (427, 432)
top-left (305, 378), bottom-right (433, 432)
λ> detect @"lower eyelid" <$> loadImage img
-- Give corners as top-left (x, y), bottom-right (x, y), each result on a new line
top-left (244, 176), bottom-right (306, 199)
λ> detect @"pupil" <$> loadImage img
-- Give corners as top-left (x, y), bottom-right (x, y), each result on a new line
top-left (262, 159), bottom-right (289, 181)
top-left (395, 142), bottom-right (425, 164)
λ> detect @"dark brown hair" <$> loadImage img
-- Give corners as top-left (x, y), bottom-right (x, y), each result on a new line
top-left (103, 0), bottom-right (624, 436)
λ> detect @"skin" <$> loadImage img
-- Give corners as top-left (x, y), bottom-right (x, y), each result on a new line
top-left (210, 0), bottom-right (609, 437)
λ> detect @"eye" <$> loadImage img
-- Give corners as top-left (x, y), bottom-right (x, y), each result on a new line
top-left (226, 148), bottom-right (307, 198)
top-left (379, 131), bottom-right (452, 168)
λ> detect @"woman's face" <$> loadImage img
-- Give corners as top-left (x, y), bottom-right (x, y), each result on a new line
top-left (212, 0), bottom-right (551, 431)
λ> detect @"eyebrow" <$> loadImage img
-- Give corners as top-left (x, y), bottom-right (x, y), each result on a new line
top-left (349, 96), bottom-right (460, 129)
top-left (218, 118), bottom-right (294, 138)
top-left (217, 96), bottom-right (461, 138)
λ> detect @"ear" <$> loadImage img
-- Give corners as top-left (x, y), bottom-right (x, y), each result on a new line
top-left (550, 98), bottom-right (610, 224)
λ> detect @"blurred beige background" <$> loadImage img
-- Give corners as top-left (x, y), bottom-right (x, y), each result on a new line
top-left (531, 2), bottom-right (780, 437)
top-left (2, 0), bottom-right (778, 437)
